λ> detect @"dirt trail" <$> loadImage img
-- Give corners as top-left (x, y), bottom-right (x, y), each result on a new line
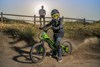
top-left (0, 32), bottom-right (100, 67)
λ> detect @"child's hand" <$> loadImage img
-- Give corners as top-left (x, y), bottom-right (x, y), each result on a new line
top-left (39, 27), bottom-right (43, 30)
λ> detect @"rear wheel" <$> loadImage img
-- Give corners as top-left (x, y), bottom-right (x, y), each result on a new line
top-left (30, 43), bottom-right (46, 63)
top-left (61, 41), bottom-right (72, 56)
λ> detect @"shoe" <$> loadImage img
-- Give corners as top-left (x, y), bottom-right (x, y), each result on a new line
top-left (49, 50), bottom-right (57, 57)
top-left (58, 57), bottom-right (63, 62)
top-left (49, 51), bottom-right (52, 57)
top-left (52, 54), bottom-right (58, 58)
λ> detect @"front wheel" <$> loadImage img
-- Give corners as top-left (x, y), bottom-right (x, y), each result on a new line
top-left (30, 43), bottom-right (46, 63)
top-left (61, 41), bottom-right (72, 56)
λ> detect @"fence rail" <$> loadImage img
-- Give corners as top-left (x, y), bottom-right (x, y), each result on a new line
top-left (0, 12), bottom-right (96, 27)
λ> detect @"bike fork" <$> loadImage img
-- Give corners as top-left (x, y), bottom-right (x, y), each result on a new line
top-left (40, 40), bottom-right (44, 46)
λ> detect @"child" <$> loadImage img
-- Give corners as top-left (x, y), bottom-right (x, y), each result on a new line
top-left (39, 9), bottom-right (64, 62)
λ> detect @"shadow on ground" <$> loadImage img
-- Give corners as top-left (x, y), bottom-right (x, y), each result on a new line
top-left (3, 28), bottom-right (38, 64)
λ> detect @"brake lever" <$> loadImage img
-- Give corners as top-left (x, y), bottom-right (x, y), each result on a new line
top-left (43, 29), bottom-right (47, 32)
top-left (47, 27), bottom-right (52, 30)
top-left (43, 27), bottom-right (52, 32)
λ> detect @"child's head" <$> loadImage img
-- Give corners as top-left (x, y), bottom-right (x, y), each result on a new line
top-left (51, 9), bottom-right (60, 20)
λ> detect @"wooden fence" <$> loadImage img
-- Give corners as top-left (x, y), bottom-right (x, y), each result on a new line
top-left (0, 12), bottom-right (95, 27)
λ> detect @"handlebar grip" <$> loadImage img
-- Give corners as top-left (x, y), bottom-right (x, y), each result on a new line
top-left (39, 27), bottom-right (43, 30)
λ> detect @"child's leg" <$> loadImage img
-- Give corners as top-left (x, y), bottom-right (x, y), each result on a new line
top-left (52, 34), bottom-right (57, 56)
top-left (56, 37), bottom-right (62, 59)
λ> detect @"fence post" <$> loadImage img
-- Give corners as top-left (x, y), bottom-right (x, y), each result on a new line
top-left (83, 18), bottom-right (86, 27)
top-left (1, 12), bottom-right (3, 22)
top-left (34, 15), bottom-right (36, 26)
top-left (62, 16), bottom-right (64, 22)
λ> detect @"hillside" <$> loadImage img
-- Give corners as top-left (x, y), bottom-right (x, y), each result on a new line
top-left (0, 32), bottom-right (100, 67)
top-left (0, 22), bottom-right (100, 67)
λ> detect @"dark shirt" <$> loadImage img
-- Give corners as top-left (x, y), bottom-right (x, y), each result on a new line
top-left (43, 18), bottom-right (64, 37)
top-left (39, 9), bottom-right (46, 16)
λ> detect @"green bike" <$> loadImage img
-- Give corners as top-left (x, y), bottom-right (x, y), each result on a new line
top-left (30, 28), bottom-right (72, 63)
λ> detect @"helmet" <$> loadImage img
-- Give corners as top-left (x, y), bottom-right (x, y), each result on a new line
top-left (51, 9), bottom-right (60, 19)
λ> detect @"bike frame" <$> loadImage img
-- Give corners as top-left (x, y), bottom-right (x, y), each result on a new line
top-left (40, 30), bottom-right (68, 53)
top-left (40, 31), bottom-right (57, 50)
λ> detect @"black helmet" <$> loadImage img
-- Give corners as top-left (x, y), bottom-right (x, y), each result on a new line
top-left (51, 9), bottom-right (60, 16)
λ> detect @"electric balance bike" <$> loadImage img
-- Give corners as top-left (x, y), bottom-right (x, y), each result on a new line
top-left (30, 27), bottom-right (72, 63)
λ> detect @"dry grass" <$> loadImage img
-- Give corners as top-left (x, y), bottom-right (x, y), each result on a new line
top-left (0, 21), bottom-right (100, 40)
top-left (64, 22), bottom-right (100, 39)
top-left (0, 22), bottom-right (39, 41)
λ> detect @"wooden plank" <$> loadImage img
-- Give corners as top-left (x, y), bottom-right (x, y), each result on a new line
top-left (1, 12), bottom-right (3, 22)
top-left (3, 13), bottom-right (52, 19)
top-left (0, 13), bottom-right (96, 23)
top-left (64, 17), bottom-right (83, 20)
top-left (3, 14), bottom-right (34, 17)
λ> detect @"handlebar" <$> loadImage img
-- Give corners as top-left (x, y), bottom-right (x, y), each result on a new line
top-left (39, 27), bottom-right (52, 32)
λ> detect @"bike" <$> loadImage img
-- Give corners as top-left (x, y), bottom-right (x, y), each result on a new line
top-left (30, 27), bottom-right (72, 63)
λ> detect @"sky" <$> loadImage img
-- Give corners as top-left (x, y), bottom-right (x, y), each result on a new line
top-left (0, 0), bottom-right (100, 20)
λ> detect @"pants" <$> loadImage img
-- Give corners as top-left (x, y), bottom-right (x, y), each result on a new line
top-left (40, 15), bottom-right (45, 27)
top-left (53, 33), bottom-right (62, 58)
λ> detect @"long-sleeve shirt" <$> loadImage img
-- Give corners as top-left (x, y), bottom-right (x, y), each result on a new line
top-left (43, 18), bottom-right (64, 37)
top-left (39, 9), bottom-right (46, 16)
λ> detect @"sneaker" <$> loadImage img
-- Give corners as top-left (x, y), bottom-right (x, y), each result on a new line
top-left (49, 51), bottom-right (52, 57)
top-left (52, 54), bottom-right (58, 58)
top-left (58, 57), bottom-right (63, 62)
top-left (49, 50), bottom-right (57, 57)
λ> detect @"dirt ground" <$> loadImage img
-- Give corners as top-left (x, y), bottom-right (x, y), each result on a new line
top-left (0, 32), bottom-right (100, 67)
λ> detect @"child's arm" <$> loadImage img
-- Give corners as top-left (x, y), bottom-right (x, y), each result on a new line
top-left (41, 21), bottom-right (52, 29)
